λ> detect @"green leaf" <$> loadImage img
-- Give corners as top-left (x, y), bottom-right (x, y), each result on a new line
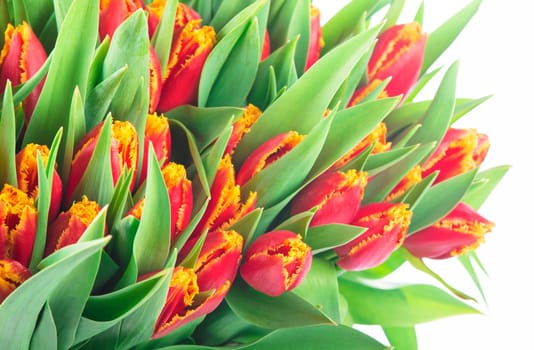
top-left (61, 87), bottom-right (86, 181)
top-left (134, 144), bottom-right (171, 275)
top-left (382, 326), bottom-right (418, 350)
top-left (462, 165), bottom-right (510, 210)
top-left (226, 278), bottom-right (334, 329)
top-left (306, 224), bottom-right (366, 254)
top-left (422, 0), bottom-right (482, 74)
top-left (29, 303), bottom-right (58, 350)
top-left (12, 54), bottom-right (51, 107)
top-left (273, 210), bottom-right (314, 240)
top-left (409, 169), bottom-right (478, 234)
top-left (0, 82), bottom-right (17, 187)
top-left (23, 0), bottom-right (98, 149)
top-left (404, 67), bottom-right (441, 103)
top-left (209, 0), bottom-right (261, 32)
top-left (233, 25), bottom-right (382, 165)
top-left (229, 208), bottom-right (263, 247)
top-left (107, 169), bottom-right (134, 232)
top-left (393, 172), bottom-right (438, 210)
top-left (363, 146), bottom-right (419, 176)
top-left (0, 237), bottom-right (110, 349)
top-left (151, 0), bottom-right (179, 74)
top-left (339, 279), bottom-right (480, 327)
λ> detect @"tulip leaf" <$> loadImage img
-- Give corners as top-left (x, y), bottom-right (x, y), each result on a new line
top-left (151, 0), bottom-right (179, 74)
top-left (408, 168), bottom-right (478, 234)
top-left (363, 143), bottom-right (435, 203)
top-left (338, 279), bottom-right (480, 327)
top-left (363, 146), bottom-right (419, 176)
top-left (404, 66), bottom-right (442, 103)
top-left (178, 230), bottom-right (207, 269)
top-left (226, 278), bottom-right (334, 329)
top-left (12, 0), bottom-right (53, 36)
top-left (380, 0), bottom-right (406, 34)
top-left (306, 224), bottom-right (366, 254)
top-left (393, 172), bottom-right (438, 209)
top-left (12, 54), bottom-right (51, 107)
top-left (330, 48), bottom-right (372, 109)
top-left (458, 252), bottom-right (487, 304)
top-left (202, 123), bottom-right (233, 187)
top-left (0, 237), bottom-right (110, 349)
top-left (382, 326), bottom-right (417, 350)
top-left (422, 0), bottom-right (482, 74)
top-left (215, 0), bottom-right (267, 38)
top-left (134, 144), bottom-right (172, 275)
top-left (293, 258), bottom-right (341, 323)
top-left (107, 169), bottom-right (134, 232)
top-left (273, 210), bottom-right (315, 241)
top-left (0, 82), bottom-right (17, 187)
top-left (309, 97), bottom-right (399, 178)
top-left (233, 25), bottom-right (382, 165)
top-left (23, 0), bottom-right (98, 149)
top-left (210, 0), bottom-right (266, 33)
top-left (29, 303), bottom-right (57, 350)
top-left (230, 208), bottom-right (264, 248)
top-left (391, 124), bottom-right (422, 149)
top-left (462, 165), bottom-right (510, 210)
top-left (171, 197), bottom-right (210, 259)
top-left (61, 87), bottom-right (86, 181)
top-left (165, 105), bottom-right (243, 152)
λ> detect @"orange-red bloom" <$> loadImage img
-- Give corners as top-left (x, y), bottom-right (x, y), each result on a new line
top-left (45, 196), bottom-right (101, 256)
top-left (139, 113), bottom-right (171, 184)
top-left (149, 45), bottom-right (163, 113)
top-left (240, 230), bottom-right (312, 296)
top-left (99, 0), bottom-right (144, 39)
top-left (304, 5), bottom-right (324, 71)
top-left (154, 229), bottom-right (243, 338)
top-left (157, 20), bottom-right (216, 112)
top-left (335, 203), bottom-right (411, 271)
top-left (236, 131), bottom-right (304, 186)
top-left (145, 1), bottom-right (201, 38)
top-left (0, 22), bottom-right (47, 123)
top-left (0, 259), bottom-right (32, 303)
top-left (16, 143), bottom-right (63, 221)
top-left (422, 127), bottom-right (489, 183)
top-left (0, 184), bottom-right (37, 267)
top-left (403, 202), bottom-right (493, 259)
top-left (224, 104), bottom-right (262, 156)
top-left (291, 170), bottom-right (368, 227)
top-left (386, 165), bottom-right (423, 201)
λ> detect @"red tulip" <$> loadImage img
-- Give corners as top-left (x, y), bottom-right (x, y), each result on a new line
top-left (145, 1), bottom-right (201, 38)
top-left (386, 165), bottom-right (422, 201)
top-left (149, 45), bottom-right (163, 113)
top-left (139, 113), bottom-right (171, 184)
top-left (0, 184), bottom-right (37, 267)
top-left (154, 229), bottom-right (243, 338)
top-left (0, 259), bottom-right (32, 303)
top-left (291, 169), bottom-right (368, 227)
top-left (224, 104), bottom-right (262, 156)
top-left (16, 143), bottom-right (63, 221)
top-left (240, 230), bottom-right (312, 297)
top-left (44, 196), bottom-right (101, 256)
top-left (0, 22), bottom-right (47, 123)
top-left (236, 131), bottom-right (304, 186)
top-left (157, 20), bottom-right (216, 112)
top-left (304, 5), bottom-right (324, 71)
top-left (99, 0), bottom-right (144, 39)
top-left (403, 202), bottom-right (493, 259)
top-left (335, 203), bottom-right (412, 271)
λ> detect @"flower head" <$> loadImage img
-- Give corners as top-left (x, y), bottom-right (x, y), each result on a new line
top-left (0, 259), bottom-right (32, 303)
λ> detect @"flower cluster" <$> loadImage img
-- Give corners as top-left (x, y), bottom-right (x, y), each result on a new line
top-left (0, 0), bottom-right (507, 349)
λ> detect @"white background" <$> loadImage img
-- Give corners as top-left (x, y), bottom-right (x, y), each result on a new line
top-left (314, 1), bottom-right (533, 349)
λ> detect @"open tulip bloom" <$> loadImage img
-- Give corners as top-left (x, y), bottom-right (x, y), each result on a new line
top-left (0, 0), bottom-right (508, 349)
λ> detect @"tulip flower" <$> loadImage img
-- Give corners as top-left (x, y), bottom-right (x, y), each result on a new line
top-left (332, 122), bottom-right (391, 169)
top-left (44, 196), bottom-right (101, 256)
top-left (304, 5), bottom-right (324, 71)
top-left (422, 127), bottom-right (489, 183)
top-left (0, 184), bottom-right (37, 267)
top-left (236, 131), bottom-right (305, 186)
top-left (290, 169), bottom-right (368, 227)
top-left (348, 22), bottom-right (427, 105)
top-left (386, 165), bottom-right (422, 201)
top-left (99, 0), bottom-right (144, 39)
top-left (139, 113), bottom-right (171, 184)
top-left (240, 230), bottom-right (311, 297)
top-left (157, 20), bottom-right (216, 112)
top-left (335, 203), bottom-right (412, 271)
top-left (149, 45), bottom-right (163, 113)
top-left (145, 1), bottom-right (201, 38)
top-left (0, 259), bottom-right (32, 303)
top-left (403, 202), bottom-right (493, 259)
top-left (65, 119), bottom-right (139, 202)
top-left (224, 104), bottom-right (262, 156)
top-left (0, 22), bottom-right (48, 123)
top-left (193, 155), bottom-right (256, 237)
top-left (154, 229), bottom-right (243, 338)
top-left (16, 144), bottom-right (63, 221)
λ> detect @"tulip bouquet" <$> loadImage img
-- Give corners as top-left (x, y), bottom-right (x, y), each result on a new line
top-left (0, 0), bottom-right (508, 349)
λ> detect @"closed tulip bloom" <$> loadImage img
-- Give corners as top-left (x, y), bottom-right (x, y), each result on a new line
top-left (422, 127), bottom-right (490, 183)
top-left (157, 20), bottom-right (216, 112)
top-left (291, 170), bottom-right (368, 227)
top-left (0, 22), bottom-right (47, 123)
top-left (0, 259), bottom-right (32, 303)
top-left (16, 144), bottom-right (63, 221)
top-left (145, 0), bottom-right (201, 38)
top-left (99, 0), bottom-right (144, 39)
top-left (0, 185), bottom-right (37, 267)
top-left (236, 131), bottom-right (305, 186)
top-left (44, 196), bottom-right (101, 256)
top-left (149, 45), bottom-right (163, 113)
top-left (404, 202), bottom-right (493, 259)
top-left (240, 230), bottom-right (312, 297)
top-left (139, 113), bottom-right (171, 184)
top-left (304, 5), bottom-right (324, 71)
top-left (224, 104), bottom-right (262, 156)
top-left (335, 203), bottom-right (412, 271)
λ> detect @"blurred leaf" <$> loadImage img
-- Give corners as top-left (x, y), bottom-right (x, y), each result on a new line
top-left (382, 326), bottom-right (417, 350)
top-left (339, 279), bottom-right (479, 327)
top-left (0, 82), bottom-right (17, 187)
top-left (306, 224), bottom-right (366, 254)
top-left (380, 0), bottom-right (405, 33)
top-left (29, 303), bottom-right (57, 350)
top-left (462, 165), bottom-right (510, 210)
top-left (458, 252), bottom-right (487, 304)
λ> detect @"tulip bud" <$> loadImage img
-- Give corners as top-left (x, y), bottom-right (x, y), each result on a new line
top-left (0, 22), bottom-right (47, 123)
top-left (224, 104), bottom-right (262, 156)
top-left (236, 131), bottom-right (305, 186)
top-left (139, 113), bottom-right (171, 184)
top-left (145, 1), bottom-right (201, 38)
top-left (335, 203), bottom-right (412, 271)
top-left (16, 143), bottom-right (63, 221)
top-left (99, 0), bottom-right (144, 39)
top-left (240, 230), bottom-right (312, 297)
top-left (291, 170), bottom-right (368, 227)
top-left (0, 259), bottom-right (32, 303)
top-left (403, 202), bottom-right (493, 259)
top-left (44, 196), bottom-right (101, 256)
top-left (0, 184), bottom-right (37, 267)
top-left (157, 20), bottom-right (216, 112)
top-left (422, 128), bottom-right (490, 183)
top-left (304, 5), bottom-right (324, 71)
